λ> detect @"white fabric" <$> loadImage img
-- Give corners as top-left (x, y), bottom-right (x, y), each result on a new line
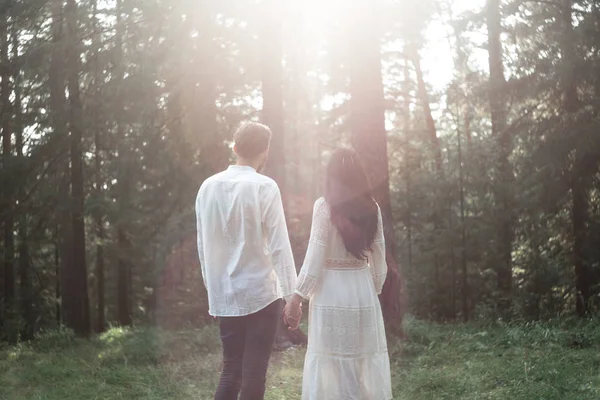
top-left (195, 165), bottom-right (297, 317)
top-left (297, 198), bottom-right (392, 400)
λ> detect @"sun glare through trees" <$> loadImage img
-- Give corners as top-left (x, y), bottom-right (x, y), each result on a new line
top-left (1, 0), bottom-right (600, 397)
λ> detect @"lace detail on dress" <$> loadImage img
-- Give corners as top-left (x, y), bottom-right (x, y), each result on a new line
top-left (325, 258), bottom-right (367, 270)
top-left (296, 272), bottom-right (318, 299)
top-left (308, 305), bottom-right (387, 356)
top-left (299, 200), bottom-right (392, 399)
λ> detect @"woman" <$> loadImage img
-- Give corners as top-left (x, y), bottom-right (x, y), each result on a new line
top-left (284, 147), bottom-right (392, 400)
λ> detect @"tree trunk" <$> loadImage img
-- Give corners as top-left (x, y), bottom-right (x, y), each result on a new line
top-left (117, 228), bottom-right (133, 326)
top-left (261, 0), bottom-right (285, 187)
top-left (454, 26), bottom-right (471, 321)
top-left (455, 29), bottom-right (473, 151)
top-left (115, 0), bottom-right (133, 327)
top-left (559, 0), bottom-right (589, 316)
top-left (65, 0), bottom-right (91, 337)
top-left (529, 220), bottom-right (542, 320)
top-left (287, 4), bottom-right (302, 195)
top-left (403, 58), bottom-right (413, 272)
top-left (188, 4), bottom-right (225, 175)
top-left (405, 172), bottom-right (413, 270)
top-left (260, 0), bottom-right (309, 349)
top-left (58, 169), bottom-right (73, 329)
top-left (447, 199), bottom-right (457, 320)
top-left (347, 0), bottom-right (403, 332)
top-left (486, 0), bottom-right (512, 307)
top-left (95, 136), bottom-right (106, 331)
top-left (412, 46), bottom-right (443, 174)
top-left (50, 0), bottom-right (67, 329)
top-left (95, 215), bottom-right (106, 331)
top-left (457, 111), bottom-right (469, 321)
top-left (55, 228), bottom-right (61, 326)
top-left (12, 27), bottom-right (33, 339)
top-left (412, 44), bottom-right (448, 319)
top-left (90, 0), bottom-right (106, 333)
top-left (260, 0), bottom-right (289, 346)
top-left (572, 178), bottom-right (590, 315)
top-left (1, 11), bottom-right (15, 314)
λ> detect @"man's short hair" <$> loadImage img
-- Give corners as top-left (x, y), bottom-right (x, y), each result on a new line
top-left (233, 122), bottom-right (272, 159)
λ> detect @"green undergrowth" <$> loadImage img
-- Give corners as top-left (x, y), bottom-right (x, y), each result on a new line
top-left (1, 317), bottom-right (599, 399)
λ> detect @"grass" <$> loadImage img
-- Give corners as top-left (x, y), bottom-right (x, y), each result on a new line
top-left (1, 317), bottom-right (599, 399)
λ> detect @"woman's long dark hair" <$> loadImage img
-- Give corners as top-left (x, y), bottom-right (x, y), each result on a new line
top-left (325, 147), bottom-right (378, 260)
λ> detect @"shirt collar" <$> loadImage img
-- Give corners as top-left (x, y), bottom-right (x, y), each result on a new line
top-left (228, 165), bottom-right (256, 172)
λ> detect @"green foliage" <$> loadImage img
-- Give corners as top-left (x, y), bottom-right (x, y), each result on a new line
top-left (396, 318), bottom-right (600, 399)
top-left (31, 328), bottom-right (76, 352)
top-left (387, 0), bottom-right (600, 320)
top-left (1, 320), bottom-right (599, 399)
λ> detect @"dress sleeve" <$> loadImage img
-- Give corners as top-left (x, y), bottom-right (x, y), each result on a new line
top-left (369, 204), bottom-right (387, 295)
top-left (295, 198), bottom-right (330, 300)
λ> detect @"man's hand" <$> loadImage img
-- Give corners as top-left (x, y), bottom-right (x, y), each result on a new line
top-left (283, 300), bottom-right (302, 331)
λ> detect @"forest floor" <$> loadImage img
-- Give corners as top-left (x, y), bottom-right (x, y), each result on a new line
top-left (1, 317), bottom-right (599, 400)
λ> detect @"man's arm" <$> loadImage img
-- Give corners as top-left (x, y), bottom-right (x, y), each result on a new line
top-left (195, 191), bottom-right (207, 288)
top-left (262, 184), bottom-right (297, 302)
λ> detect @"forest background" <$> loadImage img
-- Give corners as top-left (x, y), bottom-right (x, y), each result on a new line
top-left (1, 0), bottom-right (600, 344)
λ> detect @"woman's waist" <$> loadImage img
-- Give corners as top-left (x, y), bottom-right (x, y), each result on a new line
top-left (323, 258), bottom-right (368, 271)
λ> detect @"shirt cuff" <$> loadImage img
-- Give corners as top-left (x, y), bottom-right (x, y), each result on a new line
top-left (294, 289), bottom-right (309, 300)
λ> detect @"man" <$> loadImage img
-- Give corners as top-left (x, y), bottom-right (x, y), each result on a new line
top-left (196, 122), bottom-right (300, 400)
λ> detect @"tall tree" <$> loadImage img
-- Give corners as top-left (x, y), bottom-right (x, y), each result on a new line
top-left (115, 0), bottom-right (133, 327)
top-left (187, 2), bottom-right (226, 175)
top-left (402, 58), bottom-right (414, 273)
top-left (259, 0), bottom-right (308, 349)
top-left (486, 0), bottom-right (512, 306)
top-left (347, 0), bottom-right (403, 330)
top-left (13, 23), bottom-right (32, 338)
top-left (65, 0), bottom-right (91, 337)
top-left (411, 43), bottom-right (448, 318)
top-left (560, 0), bottom-right (591, 316)
top-left (50, 0), bottom-right (68, 329)
top-left (411, 46), bottom-right (443, 173)
top-left (90, 0), bottom-right (106, 332)
top-left (1, 5), bottom-right (15, 314)
top-left (454, 27), bottom-right (471, 321)
top-left (456, 109), bottom-right (469, 321)
top-left (261, 0), bottom-right (285, 188)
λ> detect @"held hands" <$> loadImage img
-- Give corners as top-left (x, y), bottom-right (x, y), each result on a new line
top-left (283, 294), bottom-right (303, 330)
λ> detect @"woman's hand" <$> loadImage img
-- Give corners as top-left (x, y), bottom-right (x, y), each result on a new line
top-left (283, 294), bottom-right (303, 330)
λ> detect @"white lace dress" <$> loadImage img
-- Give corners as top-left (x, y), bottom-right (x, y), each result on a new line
top-left (295, 198), bottom-right (392, 400)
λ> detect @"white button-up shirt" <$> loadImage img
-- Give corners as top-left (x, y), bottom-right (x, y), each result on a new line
top-left (195, 165), bottom-right (297, 317)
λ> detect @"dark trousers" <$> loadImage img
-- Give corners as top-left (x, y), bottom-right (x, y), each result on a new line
top-left (215, 299), bottom-right (283, 400)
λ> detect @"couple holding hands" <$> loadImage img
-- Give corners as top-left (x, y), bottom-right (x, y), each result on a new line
top-left (196, 122), bottom-right (392, 400)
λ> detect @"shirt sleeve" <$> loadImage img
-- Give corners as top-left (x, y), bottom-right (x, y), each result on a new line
top-left (369, 204), bottom-right (387, 295)
top-left (295, 198), bottom-right (330, 300)
top-left (195, 191), bottom-right (207, 288)
top-left (262, 184), bottom-right (297, 302)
